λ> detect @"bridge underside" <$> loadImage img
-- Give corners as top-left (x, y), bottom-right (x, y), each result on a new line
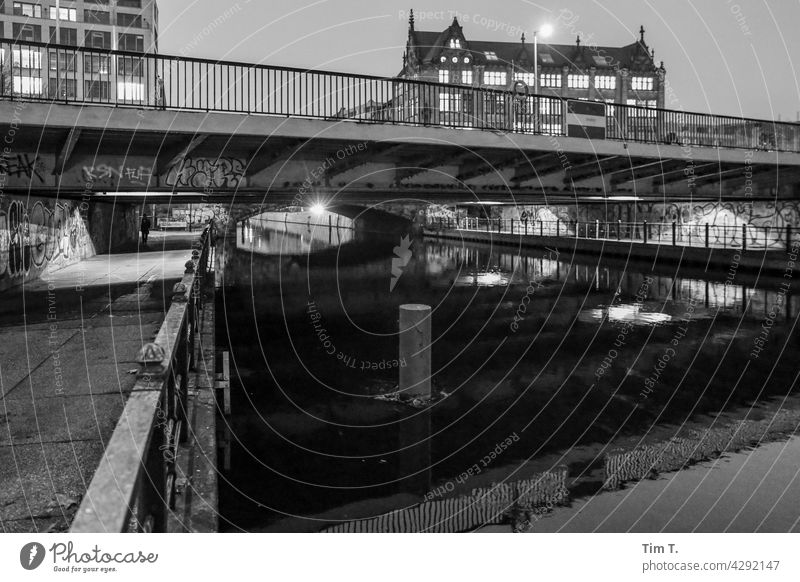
top-left (2, 102), bottom-right (799, 206)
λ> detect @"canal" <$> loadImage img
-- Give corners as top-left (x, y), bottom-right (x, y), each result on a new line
top-left (216, 215), bottom-right (800, 533)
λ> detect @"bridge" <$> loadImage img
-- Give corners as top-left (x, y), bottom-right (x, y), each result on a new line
top-left (1, 37), bottom-right (799, 206)
top-left (2, 36), bottom-right (800, 534)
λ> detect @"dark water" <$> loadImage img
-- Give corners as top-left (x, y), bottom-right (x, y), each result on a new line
top-left (217, 219), bottom-right (800, 533)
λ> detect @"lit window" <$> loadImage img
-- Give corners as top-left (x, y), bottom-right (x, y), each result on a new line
top-left (13, 2), bottom-right (42, 18)
top-left (461, 70), bottom-right (473, 85)
top-left (539, 53), bottom-right (555, 64)
top-left (605, 98), bottom-right (616, 116)
top-left (449, 38), bottom-right (461, 49)
top-left (595, 75), bottom-right (616, 90)
top-left (439, 70), bottom-right (449, 84)
top-left (49, 7), bottom-right (77, 21)
top-left (117, 81), bottom-right (145, 102)
top-left (484, 51), bottom-right (498, 61)
top-left (439, 92), bottom-right (462, 112)
top-left (483, 71), bottom-right (507, 85)
top-left (12, 48), bottom-right (42, 69)
top-left (513, 73), bottom-right (536, 87)
top-left (567, 74), bottom-right (590, 89)
top-left (631, 76), bottom-right (654, 91)
top-left (13, 76), bottom-right (43, 95)
top-left (592, 55), bottom-right (609, 66)
top-left (539, 100), bottom-right (559, 115)
top-left (540, 73), bottom-right (562, 88)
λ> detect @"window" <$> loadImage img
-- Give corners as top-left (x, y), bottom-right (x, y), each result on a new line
top-left (49, 7), bottom-right (77, 21)
top-left (85, 30), bottom-right (111, 49)
top-left (84, 80), bottom-right (110, 100)
top-left (117, 81), bottom-right (144, 102)
top-left (540, 73), bottom-right (561, 88)
top-left (605, 98), bottom-right (616, 116)
top-left (48, 78), bottom-right (76, 99)
top-left (439, 92), bottom-right (462, 112)
top-left (461, 70), bottom-right (472, 85)
top-left (626, 98), bottom-right (657, 116)
top-left (438, 69), bottom-right (449, 84)
top-left (13, 76), bottom-right (43, 95)
top-left (631, 76), bottom-right (654, 91)
top-left (513, 72), bottom-right (536, 87)
top-left (117, 56), bottom-right (143, 76)
top-left (484, 51), bottom-right (498, 61)
top-left (117, 0), bottom-right (142, 7)
top-left (117, 13), bottom-right (142, 28)
top-left (12, 47), bottom-right (41, 68)
top-left (539, 53), bottom-right (554, 64)
top-left (118, 33), bottom-right (144, 52)
top-left (12, 22), bottom-right (41, 42)
top-left (483, 71), bottom-right (506, 85)
top-left (448, 38), bottom-right (461, 49)
top-left (592, 55), bottom-right (609, 66)
top-left (484, 94), bottom-right (505, 114)
top-left (84, 9), bottom-right (111, 25)
top-left (49, 50), bottom-right (76, 71)
top-left (84, 54), bottom-right (110, 74)
top-left (13, 2), bottom-right (42, 18)
top-left (567, 74), bottom-right (590, 89)
top-left (595, 75), bottom-right (616, 90)
top-left (60, 27), bottom-right (77, 46)
top-left (539, 100), bottom-right (560, 115)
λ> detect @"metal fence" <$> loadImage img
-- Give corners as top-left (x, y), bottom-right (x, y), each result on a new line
top-left (1, 38), bottom-right (799, 153)
top-left (70, 228), bottom-right (212, 533)
top-left (429, 216), bottom-right (795, 252)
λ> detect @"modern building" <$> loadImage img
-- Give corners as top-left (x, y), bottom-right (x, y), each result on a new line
top-left (1, 0), bottom-right (159, 101)
top-left (397, 12), bottom-right (666, 131)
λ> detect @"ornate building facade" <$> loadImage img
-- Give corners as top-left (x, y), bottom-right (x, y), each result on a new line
top-left (399, 12), bottom-right (666, 113)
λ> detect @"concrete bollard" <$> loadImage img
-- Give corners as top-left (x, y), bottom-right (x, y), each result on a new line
top-left (399, 304), bottom-right (432, 399)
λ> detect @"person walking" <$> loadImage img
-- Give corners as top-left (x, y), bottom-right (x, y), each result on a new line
top-left (140, 214), bottom-right (152, 245)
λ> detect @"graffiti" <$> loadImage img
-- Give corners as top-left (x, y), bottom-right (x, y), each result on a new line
top-left (0, 154), bottom-right (46, 183)
top-left (82, 164), bottom-right (154, 187)
top-left (0, 199), bottom-right (87, 281)
top-left (165, 157), bottom-right (246, 189)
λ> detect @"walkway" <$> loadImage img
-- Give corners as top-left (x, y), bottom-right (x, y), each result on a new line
top-left (0, 233), bottom-right (195, 532)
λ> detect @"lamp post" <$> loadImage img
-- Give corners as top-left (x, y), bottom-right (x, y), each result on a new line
top-left (532, 24), bottom-right (553, 95)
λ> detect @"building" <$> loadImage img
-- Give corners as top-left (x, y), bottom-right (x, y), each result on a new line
top-left (397, 11), bottom-right (666, 131)
top-left (1, 0), bottom-right (159, 101)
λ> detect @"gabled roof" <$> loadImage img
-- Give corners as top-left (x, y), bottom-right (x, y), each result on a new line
top-left (407, 19), bottom-right (661, 73)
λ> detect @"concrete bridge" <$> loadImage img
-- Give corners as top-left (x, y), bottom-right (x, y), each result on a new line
top-left (1, 38), bottom-right (799, 208)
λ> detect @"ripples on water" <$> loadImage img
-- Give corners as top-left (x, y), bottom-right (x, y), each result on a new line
top-left (216, 219), bottom-right (800, 532)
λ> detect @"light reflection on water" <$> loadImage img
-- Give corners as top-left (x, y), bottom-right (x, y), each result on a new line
top-left (218, 224), bottom-right (800, 533)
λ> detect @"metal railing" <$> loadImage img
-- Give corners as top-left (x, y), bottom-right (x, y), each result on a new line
top-left (1, 38), bottom-right (799, 153)
top-left (429, 216), bottom-right (795, 252)
top-left (70, 227), bottom-right (213, 533)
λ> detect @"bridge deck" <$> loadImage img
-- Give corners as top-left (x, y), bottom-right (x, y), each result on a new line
top-left (0, 233), bottom-right (193, 532)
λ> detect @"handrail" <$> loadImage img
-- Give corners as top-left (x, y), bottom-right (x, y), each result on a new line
top-left (429, 217), bottom-right (795, 252)
top-left (70, 227), bottom-right (212, 533)
top-left (1, 37), bottom-right (798, 153)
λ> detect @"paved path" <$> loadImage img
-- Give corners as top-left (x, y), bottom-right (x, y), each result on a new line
top-left (0, 233), bottom-right (195, 532)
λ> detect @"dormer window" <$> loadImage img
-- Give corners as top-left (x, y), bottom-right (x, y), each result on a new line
top-left (484, 51), bottom-right (498, 61)
top-left (449, 38), bottom-right (461, 49)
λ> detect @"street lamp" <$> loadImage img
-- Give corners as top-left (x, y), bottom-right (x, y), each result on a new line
top-left (533, 24), bottom-right (553, 95)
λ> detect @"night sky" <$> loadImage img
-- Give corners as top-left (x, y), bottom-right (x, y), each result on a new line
top-left (157, 0), bottom-right (800, 121)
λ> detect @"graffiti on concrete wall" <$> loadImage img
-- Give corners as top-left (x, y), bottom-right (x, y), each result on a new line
top-left (165, 157), bottom-right (246, 189)
top-left (0, 153), bottom-right (47, 184)
top-left (0, 198), bottom-right (88, 281)
top-left (82, 164), bottom-right (155, 188)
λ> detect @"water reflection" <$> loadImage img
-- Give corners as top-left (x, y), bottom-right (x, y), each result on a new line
top-left (218, 224), bottom-right (800, 533)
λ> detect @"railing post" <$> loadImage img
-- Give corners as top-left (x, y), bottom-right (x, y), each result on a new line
top-left (524, 219), bottom-right (529, 235)
top-left (617, 220), bottom-right (621, 241)
top-left (540, 220), bottom-right (544, 237)
top-left (742, 223), bottom-right (747, 252)
top-left (556, 220), bottom-right (560, 237)
top-left (672, 221), bottom-right (677, 247)
top-left (596, 219), bottom-right (600, 239)
top-left (643, 220), bottom-right (648, 244)
top-left (511, 219), bottom-right (514, 235)
top-left (705, 223), bottom-right (710, 248)
top-left (497, 218), bottom-right (501, 234)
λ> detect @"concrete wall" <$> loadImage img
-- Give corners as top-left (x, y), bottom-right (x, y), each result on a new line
top-left (0, 196), bottom-right (138, 292)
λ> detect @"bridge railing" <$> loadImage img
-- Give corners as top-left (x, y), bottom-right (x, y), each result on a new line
top-left (1, 38), bottom-right (799, 153)
top-left (429, 216), bottom-right (795, 252)
top-left (70, 228), bottom-right (212, 533)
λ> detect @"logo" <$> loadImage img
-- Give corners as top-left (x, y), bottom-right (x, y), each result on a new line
top-left (20, 543), bottom-right (46, 570)
top-left (390, 236), bottom-right (413, 292)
